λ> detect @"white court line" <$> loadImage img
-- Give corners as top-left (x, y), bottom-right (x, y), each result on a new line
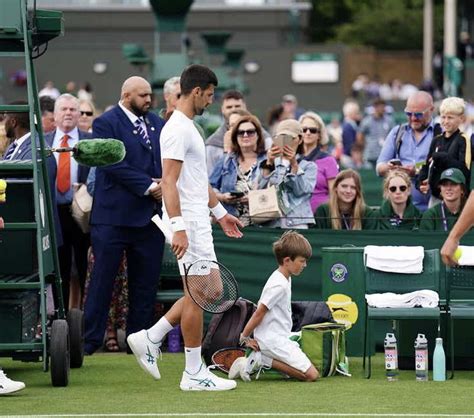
top-left (2, 414), bottom-right (474, 418)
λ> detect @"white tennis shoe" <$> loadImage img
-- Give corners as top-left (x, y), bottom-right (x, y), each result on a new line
top-left (0, 370), bottom-right (25, 395)
top-left (127, 330), bottom-right (162, 380)
top-left (180, 364), bottom-right (237, 391)
top-left (228, 357), bottom-right (251, 382)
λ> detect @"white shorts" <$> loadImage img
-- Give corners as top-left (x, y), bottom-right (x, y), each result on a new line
top-left (259, 337), bottom-right (312, 373)
top-left (178, 220), bottom-right (216, 276)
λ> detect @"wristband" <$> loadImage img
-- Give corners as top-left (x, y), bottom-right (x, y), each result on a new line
top-left (210, 202), bottom-right (227, 220)
top-left (170, 216), bottom-right (186, 233)
top-left (239, 333), bottom-right (250, 346)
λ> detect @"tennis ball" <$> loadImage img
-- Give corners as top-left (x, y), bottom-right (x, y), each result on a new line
top-left (454, 247), bottom-right (462, 262)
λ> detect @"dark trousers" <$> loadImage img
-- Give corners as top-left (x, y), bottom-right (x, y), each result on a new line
top-left (57, 204), bottom-right (90, 311)
top-left (84, 222), bottom-right (164, 354)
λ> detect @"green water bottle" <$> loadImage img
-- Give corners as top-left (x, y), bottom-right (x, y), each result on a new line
top-left (433, 337), bottom-right (446, 381)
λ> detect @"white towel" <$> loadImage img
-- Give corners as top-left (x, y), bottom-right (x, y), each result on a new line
top-left (364, 245), bottom-right (424, 274)
top-left (457, 245), bottom-right (474, 266)
top-left (365, 290), bottom-right (439, 308)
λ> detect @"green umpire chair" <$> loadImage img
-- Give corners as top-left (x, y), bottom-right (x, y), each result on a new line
top-left (445, 265), bottom-right (474, 379)
top-left (363, 249), bottom-right (442, 378)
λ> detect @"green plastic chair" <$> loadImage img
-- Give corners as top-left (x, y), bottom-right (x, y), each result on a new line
top-left (445, 265), bottom-right (474, 379)
top-left (363, 248), bottom-right (441, 378)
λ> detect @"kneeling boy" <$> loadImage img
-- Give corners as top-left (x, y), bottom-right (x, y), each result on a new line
top-left (229, 231), bottom-right (319, 382)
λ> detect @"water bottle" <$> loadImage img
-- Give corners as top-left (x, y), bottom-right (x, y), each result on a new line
top-left (414, 333), bottom-right (429, 381)
top-left (167, 325), bottom-right (182, 353)
top-left (433, 337), bottom-right (446, 381)
top-left (384, 333), bottom-right (399, 381)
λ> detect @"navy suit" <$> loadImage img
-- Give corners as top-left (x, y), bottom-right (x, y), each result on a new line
top-left (84, 106), bottom-right (165, 354)
top-left (44, 130), bottom-right (92, 311)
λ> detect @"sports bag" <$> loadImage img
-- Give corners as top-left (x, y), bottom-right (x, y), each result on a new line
top-left (291, 301), bottom-right (334, 331)
top-left (202, 297), bottom-right (256, 365)
top-left (299, 322), bottom-right (350, 378)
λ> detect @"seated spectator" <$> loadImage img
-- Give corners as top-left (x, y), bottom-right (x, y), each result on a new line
top-left (298, 111), bottom-right (339, 213)
top-left (78, 99), bottom-right (96, 133)
top-left (419, 168), bottom-right (467, 231)
top-left (210, 114), bottom-right (267, 226)
top-left (341, 100), bottom-right (361, 157)
top-left (257, 119), bottom-right (317, 229)
top-left (314, 168), bottom-right (376, 230)
top-left (419, 96), bottom-right (471, 208)
top-left (375, 170), bottom-right (421, 230)
top-left (222, 109), bottom-right (251, 154)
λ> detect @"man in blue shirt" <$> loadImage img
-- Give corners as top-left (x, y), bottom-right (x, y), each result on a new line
top-left (376, 91), bottom-right (436, 212)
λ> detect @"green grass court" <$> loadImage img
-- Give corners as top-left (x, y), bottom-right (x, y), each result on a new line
top-left (1, 353), bottom-right (474, 417)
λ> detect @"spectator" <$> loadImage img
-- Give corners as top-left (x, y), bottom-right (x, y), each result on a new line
top-left (257, 119), bottom-right (316, 229)
top-left (420, 168), bottom-right (467, 231)
top-left (210, 114), bottom-right (266, 226)
top-left (77, 82), bottom-right (94, 102)
top-left (357, 98), bottom-right (395, 167)
top-left (314, 168), bottom-right (376, 230)
top-left (44, 94), bottom-right (92, 311)
top-left (78, 99), bottom-right (96, 133)
top-left (351, 73), bottom-right (370, 99)
top-left (341, 100), bottom-right (361, 157)
top-left (222, 109), bottom-right (251, 154)
top-left (38, 81), bottom-right (60, 99)
top-left (84, 76), bottom-right (165, 355)
top-left (375, 170), bottom-right (421, 230)
top-left (281, 94), bottom-right (304, 120)
top-left (39, 96), bottom-right (56, 134)
top-left (376, 91), bottom-right (438, 212)
top-left (419, 97), bottom-right (471, 207)
top-left (266, 104), bottom-right (285, 137)
top-left (160, 76), bottom-right (181, 120)
top-left (298, 111), bottom-right (339, 213)
top-left (206, 90), bottom-right (273, 176)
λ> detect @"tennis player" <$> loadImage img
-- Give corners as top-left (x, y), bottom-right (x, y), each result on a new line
top-left (128, 64), bottom-right (243, 391)
top-left (229, 231), bottom-right (319, 382)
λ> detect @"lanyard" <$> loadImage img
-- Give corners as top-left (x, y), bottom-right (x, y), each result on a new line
top-left (342, 213), bottom-right (352, 230)
top-left (440, 203), bottom-right (448, 232)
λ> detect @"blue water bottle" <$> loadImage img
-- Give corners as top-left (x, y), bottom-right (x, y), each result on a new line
top-left (433, 337), bottom-right (446, 381)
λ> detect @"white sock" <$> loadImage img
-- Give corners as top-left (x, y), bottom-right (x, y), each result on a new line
top-left (147, 317), bottom-right (173, 343)
top-left (261, 353), bottom-right (273, 368)
top-left (185, 346), bottom-right (202, 374)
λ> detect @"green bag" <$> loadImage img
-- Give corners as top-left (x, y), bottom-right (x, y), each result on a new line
top-left (299, 322), bottom-right (350, 378)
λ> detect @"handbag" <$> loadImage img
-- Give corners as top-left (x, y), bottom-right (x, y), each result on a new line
top-left (71, 183), bottom-right (92, 234)
top-left (248, 185), bottom-right (282, 224)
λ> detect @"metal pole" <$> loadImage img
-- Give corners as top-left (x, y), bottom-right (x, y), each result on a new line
top-left (423, 0), bottom-right (433, 81)
top-left (444, 0), bottom-right (457, 56)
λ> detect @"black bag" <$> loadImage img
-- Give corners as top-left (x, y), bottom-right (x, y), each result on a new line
top-left (291, 301), bottom-right (334, 332)
top-left (202, 297), bottom-right (256, 365)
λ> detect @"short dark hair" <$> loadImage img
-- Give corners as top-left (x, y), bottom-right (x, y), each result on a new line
top-left (7, 100), bottom-right (30, 130)
top-left (180, 64), bottom-right (218, 96)
top-left (40, 96), bottom-right (55, 114)
top-left (222, 89), bottom-right (244, 102)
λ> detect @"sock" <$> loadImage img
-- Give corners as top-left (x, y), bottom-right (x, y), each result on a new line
top-left (147, 317), bottom-right (173, 343)
top-left (261, 353), bottom-right (273, 369)
top-left (184, 346), bottom-right (202, 374)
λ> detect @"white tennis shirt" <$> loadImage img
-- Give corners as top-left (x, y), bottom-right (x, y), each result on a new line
top-left (160, 110), bottom-right (210, 221)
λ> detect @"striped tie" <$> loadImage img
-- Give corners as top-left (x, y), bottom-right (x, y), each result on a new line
top-left (3, 141), bottom-right (17, 160)
top-left (135, 118), bottom-right (152, 150)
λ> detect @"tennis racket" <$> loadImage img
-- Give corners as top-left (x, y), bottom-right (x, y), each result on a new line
top-left (151, 215), bottom-right (239, 314)
top-left (211, 347), bottom-right (246, 373)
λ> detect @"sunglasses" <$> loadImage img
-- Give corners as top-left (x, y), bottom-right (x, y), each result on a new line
top-left (389, 185), bottom-right (408, 193)
top-left (237, 129), bottom-right (257, 137)
top-left (80, 111), bottom-right (93, 116)
top-left (302, 127), bottom-right (320, 134)
top-left (404, 107), bottom-right (430, 119)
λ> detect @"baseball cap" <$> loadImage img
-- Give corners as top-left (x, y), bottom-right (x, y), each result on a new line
top-left (275, 119), bottom-right (303, 137)
top-left (439, 168), bottom-right (466, 185)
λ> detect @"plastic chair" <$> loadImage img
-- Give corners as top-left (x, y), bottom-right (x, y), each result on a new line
top-left (445, 265), bottom-right (474, 379)
top-left (363, 249), bottom-right (441, 378)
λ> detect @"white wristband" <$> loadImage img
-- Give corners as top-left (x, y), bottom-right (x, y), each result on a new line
top-left (170, 216), bottom-right (186, 232)
top-left (210, 202), bottom-right (227, 220)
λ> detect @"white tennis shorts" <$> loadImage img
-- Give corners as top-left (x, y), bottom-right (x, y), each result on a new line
top-left (178, 220), bottom-right (217, 276)
top-left (260, 337), bottom-right (312, 373)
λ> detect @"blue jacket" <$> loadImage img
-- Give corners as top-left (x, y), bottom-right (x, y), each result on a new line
top-left (209, 152), bottom-right (266, 216)
top-left (90, 105), bottom-right (165, 227)
top-left (257, 157), bottom-right (317, 228)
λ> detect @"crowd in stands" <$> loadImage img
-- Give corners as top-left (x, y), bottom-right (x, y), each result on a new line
top-left (1, 73), bottom-right (474, 392)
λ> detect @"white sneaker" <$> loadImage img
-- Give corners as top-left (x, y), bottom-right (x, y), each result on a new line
top-left (180, 364), bottom-right (237, 391)
top-left (0, 370), bottom-right (25, 395)
top-left (228, 357), bottom-right (251, 382)
top-left (244, 351), bottom-right (266, 380)
top-left (127, 330), bottom-right (162, 380)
